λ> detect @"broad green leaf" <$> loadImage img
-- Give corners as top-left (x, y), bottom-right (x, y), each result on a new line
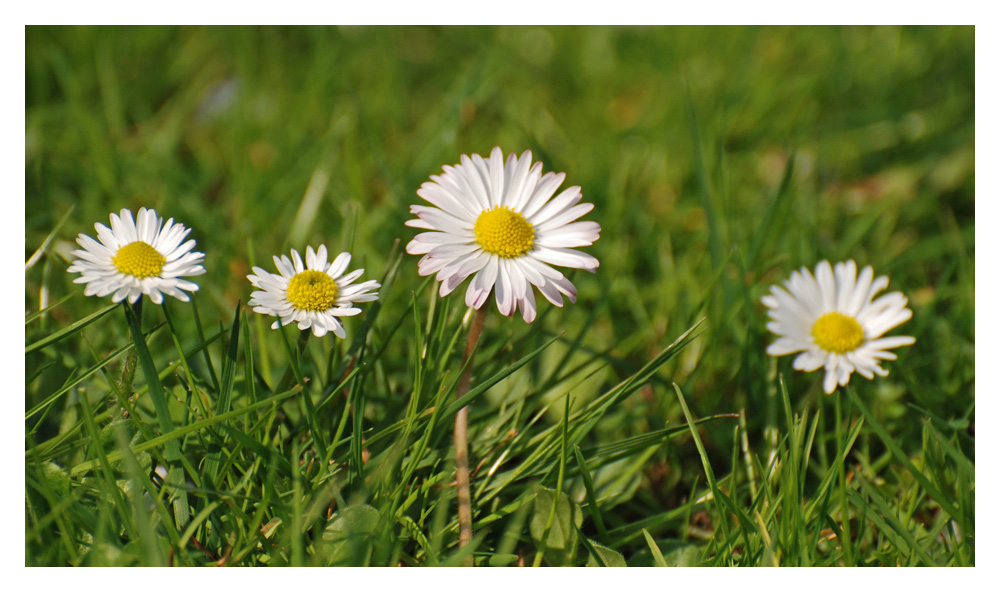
top-left (488, 554), bottom-right (520, 566)
top-left (586, 540), bottom-right (627, 567)
top-left (323, 504), bottom-right (381, 566)
top-left (530, 485), bottom-right (582, 566)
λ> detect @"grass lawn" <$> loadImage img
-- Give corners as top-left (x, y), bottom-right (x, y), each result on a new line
top-left (25, 25), bottom-right (974, 566)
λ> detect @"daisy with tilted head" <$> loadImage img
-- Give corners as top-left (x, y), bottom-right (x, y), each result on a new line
top-left (247, 245), bottom-right (380, 338)
top-left (68, 207), bottom-right (206, 304)
top-left (762, 259), bottom-right (915, 394)
top-left (405, 147), bottom-right (600, 323)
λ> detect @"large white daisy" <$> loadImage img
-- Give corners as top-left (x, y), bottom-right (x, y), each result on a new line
top-left (67, 207), bottom-right (206, 305)
top-left (762, 260), bottom-right (916, 394)
top-left (247, 245), bottom-right (380, 338)
top-left (405, 147), bottom-right (600, 323)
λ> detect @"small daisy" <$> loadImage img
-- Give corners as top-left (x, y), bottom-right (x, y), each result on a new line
top-left (406, 147), bottom-right (600, 323)
top-left (68, 207), bottom-right (206, 305)
top-left (247, 245), bottom-right (380, 338)
top-left (762, 260), bottom-right (916, 394)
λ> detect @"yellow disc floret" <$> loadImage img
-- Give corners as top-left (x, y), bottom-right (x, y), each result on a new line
top-left (113, 241), bottom-right (166, 279)
top-left (286, 270), bottom-right (338, 312)
top-left (812, 312), bottom-right (864, 354)
top-left (474, 206), bottom-right (535, 258)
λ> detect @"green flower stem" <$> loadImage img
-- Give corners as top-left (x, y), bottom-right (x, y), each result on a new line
top-left (834, 392), bottom-right (854, 565)
top-left (454, 306), bottom-right (486, 565)
top-left (118, 297), bottom-right (142, 405)
top-left (274, 328), bottom-right (311, 394)
top-left (532, 392), bottom-right (572, 567)
top-left (122, 299), bottom-right (189, 531)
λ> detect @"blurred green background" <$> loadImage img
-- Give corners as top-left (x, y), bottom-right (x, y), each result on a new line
top-left (25, 26), bottom-right (975, 564)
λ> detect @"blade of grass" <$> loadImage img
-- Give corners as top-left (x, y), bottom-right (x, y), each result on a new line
top-left (26, 302), bottom-right (118, 354)
top-left (205, 302), bottom-right (243, 485)
top-left (122, 301), bottom-right (190, 530)
top-left (846, 388), bottom-right (962, 525)
top-left (69, 385), bottom-right (301, 475)
top-left (25, 293), bottom-right (75, 325)
top-left (572, 444), bottom-right (609, 542)
top-left (26, 204), bottom-right (74, 270)
top-left (25, 341), bottom-right (130, 421)
top-left (673, 383), bottom-right (733, 549)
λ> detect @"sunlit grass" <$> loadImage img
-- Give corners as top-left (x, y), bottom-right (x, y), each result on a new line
top-left (25, 26), bottom-right (974, 566)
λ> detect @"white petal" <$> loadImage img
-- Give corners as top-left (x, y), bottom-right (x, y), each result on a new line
top-left (419, 180), bottom-right (479, 221)
top-left (834, 260), bottom-right (857, 313)
top-left (518, 287), bottom-right (537, 323)
top-left (405, 218), bottom-right (435, 230)
top-left (439, 271), bottom-right (466, 297)
top-left (427, 243), bottom-right (482, 261)
top-left (522, 172), bottom-right (567, 219)
top-left (531, 246), bottom-right (599, 271)
top-left (337, 269), bottom-right (365, 286)
top-left (466, 256), bottom-right (499, 309)
top-left (535, 276), bottom-right (565, 307)
top-left (416, 254), bottom-right (451, 276)
top-left (534, 201), bottom-right (593, 233)
top-left (506, 259), bottom-right (528, 301)
top-left (275, 255), bottom-right (295, 278)
top-left (469, 152), bottom-right (497, 207)
top-left (494, 260), bottom-right (515, 316)
top-left (488, 147), bottom-right (505, 208)
top-left (507, 155), bottom-right (540, 213)
top-left (291, 249), bottom-right (305, 273)
top-left (865, 335), bottom-right (916, 351)
top-left (549, 275), bottom-right (578, 303)
top-left (453, 157), bottom-right (491, 212)
top-left (767, 337), bottom-right (806, 356)
top-left (823, 366), bottom-right (839, 394)
top-left (147, 288), bottom-right (164, 305)
top-left (112, 209), bottom-right (138, 244)
top-left (406, 232), bottom-right (475, 255)
top-left (864, 275), bottom-right (891, 304)
top-left (96, 223), bottom-right (121, 252)
top-left (815, 260), bottom-right (836, 312)
top-left (792, 349), bottom-right (826, 371)
top-left (845, 265), bottom-right (875, 317)
top-left (536, 221), bottom-right (602, 248)
top-left (410, 205), bottom-right (474, 234)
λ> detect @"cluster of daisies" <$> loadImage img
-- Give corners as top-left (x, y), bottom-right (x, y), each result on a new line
top-left (66, 147), bottom-right (914, 394)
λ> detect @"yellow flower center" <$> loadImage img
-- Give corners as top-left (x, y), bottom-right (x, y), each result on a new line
top-left (286, 270), bottom-right (338, 312)
top-left (474, 206), bottom-right (535, 258)
top-left (811, 312), bottom-right (864, 354)
top-left (112, 241), bottom-right (165, 279)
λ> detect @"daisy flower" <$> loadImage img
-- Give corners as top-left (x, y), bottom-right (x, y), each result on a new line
top-left (405, 147), bottom-right (600, 323)
top-left (762, 260), bottom-right (916, 394)
top-left (68, 207), bottom-right (206, 305)
top-left (247, 245), bottom-right (380, 338)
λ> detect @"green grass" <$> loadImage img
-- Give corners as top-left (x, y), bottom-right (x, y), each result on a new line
top-left (25, 26), bottom-right (974, 566)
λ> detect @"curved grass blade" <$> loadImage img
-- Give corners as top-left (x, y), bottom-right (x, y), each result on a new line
top-left (69, 385), bottom-right (301, 475)
top-left (26, 205), bottom-right (74, 270)
top-left (847, 388), bottom-right (962, 524)
top-left (26, 302), bottom-right (117, 354)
